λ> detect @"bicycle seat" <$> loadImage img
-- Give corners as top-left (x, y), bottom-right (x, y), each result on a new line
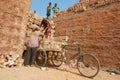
top-left (72, 41), bottom-right (80, 45)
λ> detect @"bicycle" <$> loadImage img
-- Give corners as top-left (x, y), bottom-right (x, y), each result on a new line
top-left (51, 41), bottom-right (100, 78)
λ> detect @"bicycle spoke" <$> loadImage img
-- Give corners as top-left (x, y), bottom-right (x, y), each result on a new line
top-left (35, 51), bottom-right (47, 67)
top-left (51, 51), bottom-right (63, 67)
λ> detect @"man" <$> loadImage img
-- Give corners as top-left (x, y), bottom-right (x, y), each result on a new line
top-left (46, 2), bottom-right (52, 19)
top-left (40, 18), bottom-right (52, 38)
top-left (52, 3), bottom-right (59, 17)
top-left (25, 24), bottom-right (44, 66)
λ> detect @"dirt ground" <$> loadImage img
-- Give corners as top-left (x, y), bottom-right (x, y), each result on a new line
top-left (0, 65), bottom-right (120, 80)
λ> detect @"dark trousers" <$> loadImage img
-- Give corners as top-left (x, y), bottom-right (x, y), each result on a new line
top-left (24, 47), bottom-right (37, 66)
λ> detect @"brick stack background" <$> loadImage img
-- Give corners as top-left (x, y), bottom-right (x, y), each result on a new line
top-left (0, 0), bottom-right (119, 71)
top-left (0, 0), bottom-right (31, 67)
top-left (53, 0), bottom-right (120, 71)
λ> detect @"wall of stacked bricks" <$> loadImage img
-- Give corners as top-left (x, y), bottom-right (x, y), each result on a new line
top-left (53, 0), bottom-right (120, 71)
top-left (0, 0), bottom-right (31, 67)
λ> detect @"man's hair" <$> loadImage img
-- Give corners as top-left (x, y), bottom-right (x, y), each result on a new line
top-left (55, 3), bottom-right (57, 6)
top-left (49, 2), bottom-right (51, 5)
top-left (34, 10), bottom-right (36, 13)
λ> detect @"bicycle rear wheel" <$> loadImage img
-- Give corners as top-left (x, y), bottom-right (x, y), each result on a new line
top-left (35, 50), bottom-right (47, 67)
top-left (77, 54), bottom-right (100, 78)
top-left (51, 51), bottom-right (64, 67)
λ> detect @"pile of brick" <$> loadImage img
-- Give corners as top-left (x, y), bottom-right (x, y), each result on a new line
top-left (26, 12), bottom-right (41, 37)
top-left (68, 0), bottom-right (120, 13)
top-left (0, 0), bottom-right (31, 68)
top-left (0, 53), bottom-right (22, 68)
top-left (39, 20), bottom-right (69, 51)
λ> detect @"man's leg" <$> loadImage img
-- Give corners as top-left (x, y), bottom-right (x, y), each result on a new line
top-left (31, 47), bottom-right (37, 66)
top-left (24, 47), bottom-right (31, 66)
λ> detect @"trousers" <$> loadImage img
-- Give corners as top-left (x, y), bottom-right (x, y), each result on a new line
top-left (24, 47), bottom-right (37, 66)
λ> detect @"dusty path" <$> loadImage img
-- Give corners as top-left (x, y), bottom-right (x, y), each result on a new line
top-left (0, 66), bottom-right (120, 80)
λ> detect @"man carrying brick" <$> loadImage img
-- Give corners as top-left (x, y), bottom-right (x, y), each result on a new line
top-left (25, 24), bottom-right (44, 66)
top-left (40, 18), bottom-right (52, 38)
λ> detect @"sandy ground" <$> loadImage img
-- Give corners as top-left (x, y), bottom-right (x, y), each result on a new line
top-left (0, 65), bottom-right (120, 80)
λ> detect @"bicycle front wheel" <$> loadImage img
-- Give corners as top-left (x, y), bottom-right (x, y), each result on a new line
top-left (51, 51), bottom-right (64, 67)
top-left (77, 54), bottom-right (100, 78)
top-left (35, 50), bottom-right (47, 67)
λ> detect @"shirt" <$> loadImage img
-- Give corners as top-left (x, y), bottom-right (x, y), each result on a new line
top-left (52, 6), bottom-right (59, 13)
top-left (27, 31), bottom-right (44, 48)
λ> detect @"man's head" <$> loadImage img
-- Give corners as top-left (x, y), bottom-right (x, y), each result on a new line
top-left (32, 27), bottom-right (39, 31)
top-left (34, 10), bottom-right (36, 13)
top-left (32, 24), bottom-right (39, 31)
top-left (55, 3), bottom-right (57, 6)
top-left (49, 2), bottom-right (51, 6)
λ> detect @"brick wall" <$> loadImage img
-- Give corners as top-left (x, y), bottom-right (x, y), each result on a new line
top-left (0, 0), bottom-right (31, 56)
top-left (53, 2), bottom-right (120, 70)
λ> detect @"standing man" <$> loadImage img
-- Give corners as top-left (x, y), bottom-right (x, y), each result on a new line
top-left (46, 2), bottom-right (52, 19)
top-left (25, 24), bottom-right (44, 66)
top-left (52, 3), bottom-right (59, 17)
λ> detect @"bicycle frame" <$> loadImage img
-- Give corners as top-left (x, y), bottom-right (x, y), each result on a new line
top-left (64, 45), bottom-right (83, 63)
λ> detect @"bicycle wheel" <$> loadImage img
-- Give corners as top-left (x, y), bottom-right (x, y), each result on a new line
top-left (51, 51), bottom-right (64, 67)
top-left (77, 54), bottom-right (100, 78)
top-left (35, 50), bottom-right (47, 67)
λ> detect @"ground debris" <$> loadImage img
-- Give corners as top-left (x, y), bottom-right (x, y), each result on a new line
top-left (103, 68), bottom-right (120, 75)
top-left (0, 53), bottom-right (22, 68)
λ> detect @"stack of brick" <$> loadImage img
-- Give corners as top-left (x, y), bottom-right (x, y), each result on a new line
top-left (39, 19), bottom-right (65, 51)
top-left (0, 53), bottom-right (22, 68)
top-left (0, 0), bottom-right (31, 68)
top-left (53, 0), bottom-right (120, 71)
top-left (26, 12), bottom-right (41, 37)
top-left (67, 0), bottom-right (120, 13)
top-left (27, 12), bottom-right (41, 27)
